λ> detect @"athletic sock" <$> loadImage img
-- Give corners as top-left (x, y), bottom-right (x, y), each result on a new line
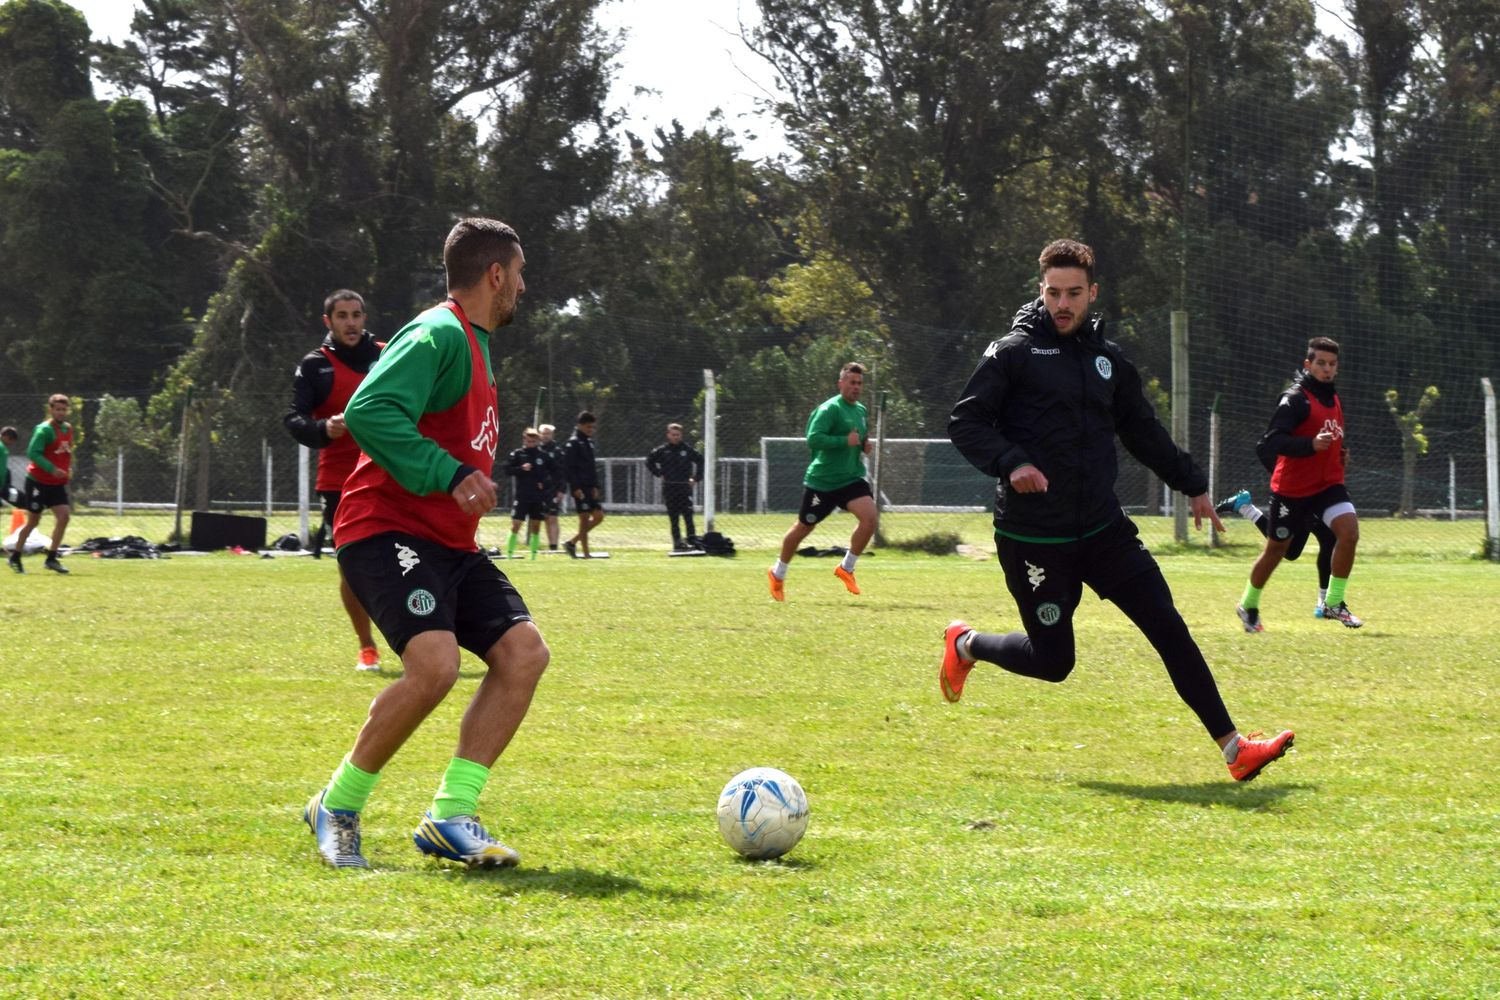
top-left (1326, 576), bottom-right (1348, 606)
top-left (1318, 587), bottom-right (1328, 607)
top-left (1240, 582), bottom-right (1263, 610)
top-left (529, 532), bottom-right (540, 559)
top-left (323, 754), bottom-right (380, 813)
top-left (1221, 731), bottom-right (1242, 763)
top-left (956, 628), bottom-right (976, 660)
top-left (840, 551), bottom-right (859, 573)
top-left (772, 560), bottom-right (789, 580)
top-left (506, 531), bottom-right (518, 558)
top-left (1242, 504), bottom-right (1263, 523)
top-left (431, 757), bottom-right (491, 820)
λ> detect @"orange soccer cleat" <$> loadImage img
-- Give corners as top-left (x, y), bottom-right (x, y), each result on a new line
top-left (834, 566), bottom-right (860, 595)
top-left (767, 569), bottom-right (785, 602)
top-left (1227, 729), bottom-right (1295, 782)
top-left (939, 620), bottom-right (976, 703)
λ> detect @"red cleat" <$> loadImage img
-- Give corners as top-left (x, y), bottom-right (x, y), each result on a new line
top-left (1227, 729), bottom-right (1294, 782)
top-left (939, 620), bottom-right (976, 703)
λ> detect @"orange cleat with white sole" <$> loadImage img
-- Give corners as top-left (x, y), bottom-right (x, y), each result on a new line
top-left (834, 566), bottom-right (860, 595)
top-left (356, 646), bottom-right (381, 672)
top-left (767, 569), bottom-right (784, 602)
top-left (939, 620), bottom-right (976, 703)
top-left (1227, 729), bottom-right (1294, 782)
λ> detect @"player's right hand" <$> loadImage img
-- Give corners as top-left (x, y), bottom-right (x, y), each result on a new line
top-left (1009, 464), bottom-right (1048, 494)
top-left (452, 470), bottom-right (497, 515)
top-left (326, 413), bottom-right (347, 439)
top-left (1313, 429), bottom-right (1334, 452)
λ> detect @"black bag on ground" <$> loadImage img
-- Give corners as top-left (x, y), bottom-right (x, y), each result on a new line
top-left (699, 531), bottom-right (736, 556)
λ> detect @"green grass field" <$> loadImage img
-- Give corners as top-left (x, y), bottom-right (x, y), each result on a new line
top-left (2, 532), bottom-right (1497, 997)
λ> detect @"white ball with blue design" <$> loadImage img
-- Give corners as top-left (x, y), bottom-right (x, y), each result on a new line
top-left (716, 767), bottom-right (810, 859)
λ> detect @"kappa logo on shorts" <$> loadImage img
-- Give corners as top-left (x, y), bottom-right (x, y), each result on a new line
top-left (1036, 602), bottom-right (1062, 626)
top-left (1025, 560), bottom-right (1046, 591)
top-left (394, 542), bottom-right (420, 576)
top-left (1094, 356), bottom-right (1113, 380)
top-left (406, 589), bottom-right (437, 616)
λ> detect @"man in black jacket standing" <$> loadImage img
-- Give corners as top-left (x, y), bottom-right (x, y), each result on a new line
top-left (561, 411), bottom-right (604, 558)
top-left (646, 423), bottom-right (704, 551)
top-left (941, 239), bottom-right (1295, 782)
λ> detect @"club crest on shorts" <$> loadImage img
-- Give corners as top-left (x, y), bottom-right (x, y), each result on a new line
top-left (1036, 602), bottom-right (1062, 626)
top-left (406, 588), bottom-right (437, 616)
top-left (1094, 356), bottom-right (1113, 380)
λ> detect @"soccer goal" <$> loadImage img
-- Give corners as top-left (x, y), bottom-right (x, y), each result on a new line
top-left (758, 437), bottom-right (989, 513)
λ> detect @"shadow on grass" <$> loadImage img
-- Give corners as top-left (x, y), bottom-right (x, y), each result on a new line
top-left (1077, 780), bottom-right (1316, 809)
top-left (447, 864), bottom-right (706, 901)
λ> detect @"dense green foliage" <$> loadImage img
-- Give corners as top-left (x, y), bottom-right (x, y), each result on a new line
top-left (0, 0), bottom-right (1497, 512)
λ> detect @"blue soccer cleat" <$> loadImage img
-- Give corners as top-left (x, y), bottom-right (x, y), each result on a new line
top-left (413, 812), bottom-right (520, 868)
top-left (1214, 489), bottom-right (1252, 516)
top-left (304, 789), bottom-right (370, 869)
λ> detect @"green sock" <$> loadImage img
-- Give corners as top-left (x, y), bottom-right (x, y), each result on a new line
top-left (323, 754), bottom-right (380, 813)
top-left (1240, 582), bottom-right (1263, 610)
top-left (1326, 576), bottom-right (1348, 606)
top-left (529, 531), bottom-right (540, 559)
top-left (506, 531), bottom-right (518, 558)
top-left (431, 757), bottom-right (491, 820)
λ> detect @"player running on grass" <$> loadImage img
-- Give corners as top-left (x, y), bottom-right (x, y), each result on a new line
top-left (10, 394), bottom-right (76, 575)
top-left (304, 218), bottom-right (549, 868)
top-left (940, 239), bottom-right (1294, 782)
top-left (1217, 488), bottom-right (1337, 619)
top-left (767, 362), bottom-right (877, 600)
top-left (284, 289), bottom-right (385, 671)
top-left (1235, 337), bottom-right (1363, 632)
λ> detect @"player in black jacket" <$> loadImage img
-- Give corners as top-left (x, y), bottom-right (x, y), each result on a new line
top-left (503, 428), bottom-right (553, 559)
top-left (538, 423), bottom-right (565, 550)
top-left (646, 423), bottom-right (704, 550)
top-left (941, 239), bottom-right (1294, 782)
top-left (561, 411), bottom-right (604, 558)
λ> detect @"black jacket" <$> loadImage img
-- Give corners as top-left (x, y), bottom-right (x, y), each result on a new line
top-left (646, 441), bottom-right (703, 484)
top-left (538, 439), bottom-right (565, 495)
top-left (1255, 371), bottom-right (1338, 473)
top-left (949, 299), bottom-right (1206, 538)
top-left (504, 445), bottom-right (553, 499)
top-left (283, 332), bottom-right (382, 448)
top-left (562, 430), bottom-right (598, 490)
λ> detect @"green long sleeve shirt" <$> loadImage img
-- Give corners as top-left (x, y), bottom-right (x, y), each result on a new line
top-left (343, 304), bottom-right (494, 497)
top-left (803, 394), bottom-right (868, 492)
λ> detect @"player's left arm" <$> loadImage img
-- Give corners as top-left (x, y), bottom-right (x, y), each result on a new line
top-left (343, 320), bottom-right (468, 497)
top-left (1111, 348), bottom-right (1207, 499)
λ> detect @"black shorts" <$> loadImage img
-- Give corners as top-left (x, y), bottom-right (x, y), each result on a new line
top-left (996, 516), bottom-right (1160, 635)
top-left (337, 531), bottom-right (533, 657)
top-left (511, 499), bottom-right (548, 522)
top-left (22, 477), bottom-right (69, 512)
top-left (797, 479), bottom-right (872, 526)
top-left (1266, 484), bottom-right (1354, 543)
top-left (573, 490), bottom-right (603, 514)
top-left (662, 482), bottom-right (694, 515)
top-left (544, 496), bottom-right (562, 516)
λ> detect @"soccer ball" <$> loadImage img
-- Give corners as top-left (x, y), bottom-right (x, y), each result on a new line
top-left (716, 766), bottom-right (809, 859)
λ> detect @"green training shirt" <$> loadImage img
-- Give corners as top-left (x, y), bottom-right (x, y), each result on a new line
top-left (343, 303), bottom-right (495, 498)
top-left (803, 394), bottom-right (868, 492)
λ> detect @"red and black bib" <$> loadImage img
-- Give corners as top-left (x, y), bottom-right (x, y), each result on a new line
top-left (27, 422), bottom-right (72, 485)
top-left (1270, 387), bottom-right (1344, 498)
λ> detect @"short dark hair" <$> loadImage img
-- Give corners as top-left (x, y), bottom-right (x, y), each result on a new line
top-left (0, 425), bottom-right (17, 443)
top-left (1306, 336), bottom-right (1340, 359)
top-left (839, 362), bottom-right (866, 378)
top-left (323, 289), bottom-right (365, 317)
top-left (444, 218), bottom-right (521, 291)
top-left (1039, 239), bottom-right (1096, 283)
top-left (576, 410), bottom-right (596, 425)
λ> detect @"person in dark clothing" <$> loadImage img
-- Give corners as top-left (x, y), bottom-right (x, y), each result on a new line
top-left (1215, 481), bottom-right (1336, 619)
top-left (284, 289), bottom-right (384, 671)
top-left (646, 423), bottom-right (704, 550)
top-left (1, 425), bottom-right (18, 507)
top-left (537, 423), bottom-right (564, 550)
top-left (940, 238), bottom-right (1295, 783)
top-left (1236, 338), bottom-right (1363, 631)
top-left (503, 428), bottom-right (552, 559)
top-left (561, 411), bottom-right (604, 558)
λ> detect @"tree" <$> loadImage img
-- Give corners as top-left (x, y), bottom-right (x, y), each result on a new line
top-left (1384, 384), bottom-right (1439, 516)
